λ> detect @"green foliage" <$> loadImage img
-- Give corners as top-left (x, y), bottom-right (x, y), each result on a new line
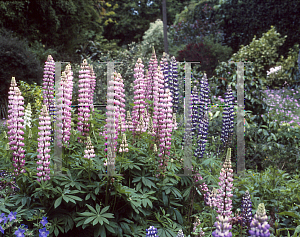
top-left (24, 40), bottom-right (58, 68)
top-left (176, 35), bottom-right (232, 78)
top-left (229, 26), bottom-right (287, 84)
top-left (140, 19), bottom-right (171, 58)
top-left (0, 0), bottom-right (112, 65)
top-left (177, 41), bottom-right (216, 78)
top-left (0, 28), bottom-right (43, 101)
top-left (213, 0), bottom-right (300, 62)
top-left (102, 0), bottom-right (189, 47)
top-left (270, 43), bottom-right (300, 89)
top-left (168, 0), bottom-right (224, 58)
top-left (202, 35), bottom-right (233, 68)
top-left (18, 81), bottom-right (44, 116)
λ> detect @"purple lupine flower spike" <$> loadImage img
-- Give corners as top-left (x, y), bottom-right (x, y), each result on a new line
top-left (196, 73), bottom-right (210, 159)
top-left (219, 84), bottom-right (235, 156)
top-left (241, 190), bottom-right (253, 231)
top-left (146, 226), bottom-right (159, 237)
top-left (249, 203), bottom-right (270, 237)
top-left (169, 56), bottom-right (179, 114)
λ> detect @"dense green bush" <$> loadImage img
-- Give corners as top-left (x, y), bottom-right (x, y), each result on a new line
top-left (0, 28), bottom-right (43, 103)
top-left (18, 80), bottom-right (44, 116)
top-left (177, 41), bottom-right (215, 78)
top-left (140, 19), bottom-right (171, 59)
top-left (176, 35), bottom-right (232, 78)
top-left (230, 26), bottom-right (290, 86)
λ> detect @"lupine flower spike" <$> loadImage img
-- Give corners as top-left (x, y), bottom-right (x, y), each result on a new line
top-left (241, 190), bottom-right (253, 231)
top-left (132, 58), bottom-right (147, 135)
top-left (7, 77), bottom-right (26, 176)
top-left (36, 105), bottom-right (51, 182)
top-left (119, 133), bottom-right (128, 153)
top-left (212, 148), bottom-right (234, 237)
top-left (169, 56), bottom-right (179, 114)
top-left (249, 203), bottom-right (270, 237)
top-left (192, 216), bottom-right (205, 237)
top-left (77, 59), bottom-right (93, 143)
top-left (219, 84), bottom-right (234, 157)
top-left (42, 55), bottom-right (55, 142)
top-left (84, 136), bottom-right (95, 159)
top-left (24, 103), bottom-right (32, 129)
top-left (176, 229), bottom-right (185, 237)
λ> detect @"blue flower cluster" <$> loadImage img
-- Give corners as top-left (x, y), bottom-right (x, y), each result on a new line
top-left (0, 212), bottom-right (49, 237)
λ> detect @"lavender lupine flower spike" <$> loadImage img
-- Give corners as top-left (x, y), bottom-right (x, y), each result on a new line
top-left (249, 203), bottom-right (270, 237)
top-left (145, 47), bottom-right (158, 110)
top-left (36, 105), bottom-right (51, 182)
top-left (192, 216), bottom-right (205, 237)
top-left (84, 136), bottom-right (95, 159)
top-left (132, 58), bottom-right (147, 134)
top-left (7, 78), bottom-right (26, 176)
top-left (146, 226), bottom-right (159, 237)
top-left (42, 55), bottom-right (55, 142)
top-left (212, 148), bottom-right (234, 237)
top-left (58, 71), bottom-right (72, 145)
top-left (77, 59), bottom-right (92, 143)
top-left (89, 65), bottom-right (96, 113)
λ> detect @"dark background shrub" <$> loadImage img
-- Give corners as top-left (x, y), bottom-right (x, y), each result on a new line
top-left (0, 28), bottom-right (43, 106)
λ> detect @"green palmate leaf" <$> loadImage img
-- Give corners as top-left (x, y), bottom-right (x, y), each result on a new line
top-left (84, 216), bottom-right (96, 225)
top-left (54, 197), bottom-right (62, 209)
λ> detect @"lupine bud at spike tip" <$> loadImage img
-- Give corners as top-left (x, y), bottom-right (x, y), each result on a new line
top-left (249, 203), bottom-right (270, 237)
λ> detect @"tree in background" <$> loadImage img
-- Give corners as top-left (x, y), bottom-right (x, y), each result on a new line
top-left (214, 0), bottom-right (300, 61)
top-left (0, 29), bottom-right (43, 110)
top-left (102, 0), bottom-right (190, 47)
top-left (0, 0), bottom-right (117, 65)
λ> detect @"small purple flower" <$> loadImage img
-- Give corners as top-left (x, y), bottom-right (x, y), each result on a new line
top-left (14, 228), bottom-right (25, 237)
top-left (8, 211), bottom-right (17, 221)
top-left (0, 225), bottom-right (4, 234)
top-left (146, 226), bottom-right (159, 237)
top-left (0, 213), bottom-right (7, 224)
top-left (40, 216), bottom-right (48, 227)
top-left (39, 227), bottom-right (49, 237)
top-left (19, 224), bottom-right (28, 229)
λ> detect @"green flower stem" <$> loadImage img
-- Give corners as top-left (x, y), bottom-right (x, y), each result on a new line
top-left (88, 159), bottom-right (91, 185)
top-left (105, 177), bottom-right (110, 207)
